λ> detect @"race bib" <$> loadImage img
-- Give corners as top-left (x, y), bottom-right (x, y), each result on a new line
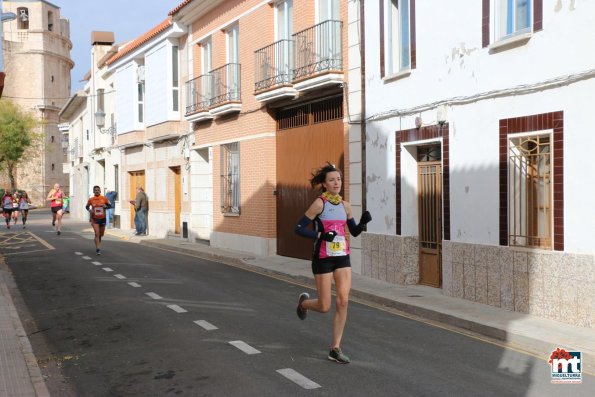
top-left (325, 235), bottom-right (347, 256)
top-left (55, 198), bottom-right (62, 205)
top-left (19, 201), bottom-right (29, 210)
top-left (93, 206), bottom-right (105, 216)
top-left (3, 198), bottom-right (12, 209)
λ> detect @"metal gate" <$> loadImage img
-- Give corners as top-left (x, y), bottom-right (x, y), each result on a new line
top-left (276, 96), bottom-right (344, 259)
top-left (417, 146), bottom-right (442, 287)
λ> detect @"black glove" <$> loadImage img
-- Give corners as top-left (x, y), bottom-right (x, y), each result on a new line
top-left (359, 211), bottom-right (372, 225)
top-left (320, 231), bottom-right (337, 242)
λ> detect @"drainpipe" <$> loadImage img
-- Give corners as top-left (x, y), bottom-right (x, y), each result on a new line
top-left (360, 0), bottom-right (367, 213)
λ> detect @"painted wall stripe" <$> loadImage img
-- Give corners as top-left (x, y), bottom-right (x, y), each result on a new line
top-left (228, 341), bottom-right (261, 355)
top-left (276, 368), bottom-right (321, 390)
top-left (193, 320), bottom-right (218, 330)
top-left (145, 292), bottom-right (163, 300)
top-left (114, 274), bottom-right (126, 279)
top-left (167, 305), bottom-right (187, 313)
top-left (128, 282), bottom-right (141, 288)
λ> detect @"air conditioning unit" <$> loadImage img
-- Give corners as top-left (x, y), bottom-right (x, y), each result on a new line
top-left (136, 66), bottom-right (145, 83)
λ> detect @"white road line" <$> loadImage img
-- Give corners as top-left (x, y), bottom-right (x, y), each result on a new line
top-left (102, 267), bottom-right (113, 272)
top-left (91, 261), bottom-right (102, 266)
top-left (193, 320), bottom-right (218, 331)
top-left (81, 256), bottom-right (91, 260)
top-left (128, 282), bottom-right (141, 288)
top-left (114, 274), bottom-right (126, 279)
top-left (228, 341), bottom-right (261, 355)
top-left (74, 252), bottom-right (83, 255)
top-left (276, 368), bottom-right (321, 390)
top-left (145, 292), bottom-right (163, 300)
top-left (167, 305), bottom-right (187, 313)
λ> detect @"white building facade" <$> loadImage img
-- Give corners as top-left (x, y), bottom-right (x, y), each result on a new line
top-left (360, 0), bottom-right (594, 328)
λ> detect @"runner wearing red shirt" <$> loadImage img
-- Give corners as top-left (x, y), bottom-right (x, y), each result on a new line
top-left (47, 183), bottom-right (66, 235)
top-left (85, 185), bottom-right (111, 255)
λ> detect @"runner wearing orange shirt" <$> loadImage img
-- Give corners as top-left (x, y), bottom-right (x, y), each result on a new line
top-left (85, 185), bottom-right (111, 255)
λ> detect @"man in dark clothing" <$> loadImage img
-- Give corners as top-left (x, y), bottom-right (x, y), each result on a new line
top-left (129, 187), bottom-right (148, 235)
top-left (105, 190), bottom-right (117, 228)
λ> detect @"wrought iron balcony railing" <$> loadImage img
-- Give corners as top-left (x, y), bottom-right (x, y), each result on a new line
top-left (292, 19), bottom-right (343, 82)
top-left (185, 74), bottom-right (213, 115)
top-left (210, 63), bottom-right (241, 107)
top-left (254, 39), bottom-right (294, 92)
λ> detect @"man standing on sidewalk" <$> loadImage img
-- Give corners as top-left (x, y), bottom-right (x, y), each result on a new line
top-left (129, 187), bottom-right (148, 235)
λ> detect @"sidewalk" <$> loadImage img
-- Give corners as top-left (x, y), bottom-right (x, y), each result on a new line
top-left (112, 229), bottom-right (595, 375)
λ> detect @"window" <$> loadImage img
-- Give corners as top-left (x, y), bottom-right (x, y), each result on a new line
top-left (137, 82), bottom-right (144, 123)
top-left (97, 88), bottom-right (105, 113)
top-left (483, 0), bottom-right (542, 47)
top-left (172, 46), bottom-right (179, 112)
top-left (201, 38), bottom-right (212, 103)
top-left (497, 0), bottom-right (531, 40)
top-left (384, 0), bottom-right (411, 75)
top-left (508, 134), bottom-right (551, 249)
top-left (47, 11), bottom-right (54, 31)
top-left (220, 142), bottom-right (240, 214)
top-left (17, 8), bottom-right (29, 30)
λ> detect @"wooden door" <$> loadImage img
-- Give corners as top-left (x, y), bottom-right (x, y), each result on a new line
top-left (129, 171), bottom-right (145, 229)
top-left (276, 97), bottom-right (344, 259)
top-left (418, 157), bottom-right (442, 287)
top-left (172, 167), bottom-right (181, 234)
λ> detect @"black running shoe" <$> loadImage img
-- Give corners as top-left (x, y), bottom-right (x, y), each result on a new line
top-left (296, 292), bottom-right (309, 320)
top-left (57, 231), bottom-right (61, 235)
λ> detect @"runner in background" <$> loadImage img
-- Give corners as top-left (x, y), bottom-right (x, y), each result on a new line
top-left (85, 185), bottom-right (111, 255)
top-left (11, 190), bottom-right (19, 225)
top-left (18, 191), bottom-right (31, 228)
top-left (2, 189), bottom-right (13, 229)
top-left (47, 183), bottom-right (66, 235)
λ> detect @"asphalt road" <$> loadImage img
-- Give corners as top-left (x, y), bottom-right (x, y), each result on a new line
top-left (2, 211), bottom-right (593, 396)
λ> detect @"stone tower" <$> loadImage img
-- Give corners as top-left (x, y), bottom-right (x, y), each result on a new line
top-left (2, 0), bottom-right (73, 205)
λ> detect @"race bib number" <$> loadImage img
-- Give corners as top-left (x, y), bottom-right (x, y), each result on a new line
top-left (93, 206), bottom-right (105, 216)
top-left (325, 236), bottom-right (347, 256)
top-left (55, 198), bottom-right (62, 205)
top-left (3, 199), bottom-right (12, 209)
top-left (19, 201), bottom-right (29, 210)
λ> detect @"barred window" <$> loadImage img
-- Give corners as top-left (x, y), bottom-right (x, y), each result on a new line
top-left (220, 142), bottom-right (240, 214)
top-left (508, 134), bottom-right (551, 249)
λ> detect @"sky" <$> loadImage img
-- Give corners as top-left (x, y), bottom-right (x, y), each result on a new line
top-left (56, 0), bottom-right (183, 93)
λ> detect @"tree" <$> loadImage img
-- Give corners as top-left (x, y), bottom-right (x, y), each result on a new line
top-left (0, 100), bottom-right (40, 190)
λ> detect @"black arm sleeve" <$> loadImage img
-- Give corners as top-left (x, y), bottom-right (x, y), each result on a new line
top-left (347, 218), bottom-right (363, 237)
top-left (295, 215), bottom-right (318, 239)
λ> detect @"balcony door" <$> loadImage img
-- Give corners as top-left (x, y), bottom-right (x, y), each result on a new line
top-left (276, 0), bottom-right (293, 82)
top-left (226, 25), bottom-right (240, 101)
top-left (201, 38), bottom-right (212, 106)
top-left (317, 0), bottom-right (341, 68)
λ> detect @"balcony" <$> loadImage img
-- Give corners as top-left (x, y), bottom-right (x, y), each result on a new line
top-left (185, 74), bottom-right (214, 123)
top-left (292, 20), bottom-right (343, 92)
top-left (254, 39), bottom-right (298, 103)
top-left (209, 63), bottom-right (241, 117)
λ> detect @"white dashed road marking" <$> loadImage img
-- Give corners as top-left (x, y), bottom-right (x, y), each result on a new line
top-left (228, 341), bottom-right (261, 355)
top-left (114, 274), bottom-right (126, 279)
top-left (146, 292), bottom-right (163, 300)
top-left (276, 369), bottom-right (321, 390)
top-left (81, 256), bottom-right (91, 260)
top-left (102, 267), bottom-right (113, 272)
top-left (167, 305), bottom-right (187, 313)
top-left (128, 282), bottom-right (141, 288)
top-left (193, 320), bottom-right (218, 331)
top-left (91, 261), bottom-right (102, 266)
top-left (75, 252), bottom-right (83, 255)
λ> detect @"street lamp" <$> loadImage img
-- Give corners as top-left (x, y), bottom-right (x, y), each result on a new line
top-left (95, 110), bottom-right (117, 144)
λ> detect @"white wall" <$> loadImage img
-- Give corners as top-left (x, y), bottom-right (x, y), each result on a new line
top-left (363, 1), bottom-right (595, 253)
top-left (190, 148), bottom-right (212, 240)
top-left (115, 64), bottom-right (136, 133)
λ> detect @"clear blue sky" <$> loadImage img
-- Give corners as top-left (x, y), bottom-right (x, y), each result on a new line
top-left (57, 0), bottom-right (182, 92)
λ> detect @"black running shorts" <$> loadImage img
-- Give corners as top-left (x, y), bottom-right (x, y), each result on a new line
top-left (311, 255), bottom-right (351, 275)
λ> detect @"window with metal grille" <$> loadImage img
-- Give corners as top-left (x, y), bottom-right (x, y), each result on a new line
top-left (220, 142), bottom-right (240, 214)
top-left (508, 134), bottom-right (551, 249)
top-left (276, 96), bottom-right (343, 130)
